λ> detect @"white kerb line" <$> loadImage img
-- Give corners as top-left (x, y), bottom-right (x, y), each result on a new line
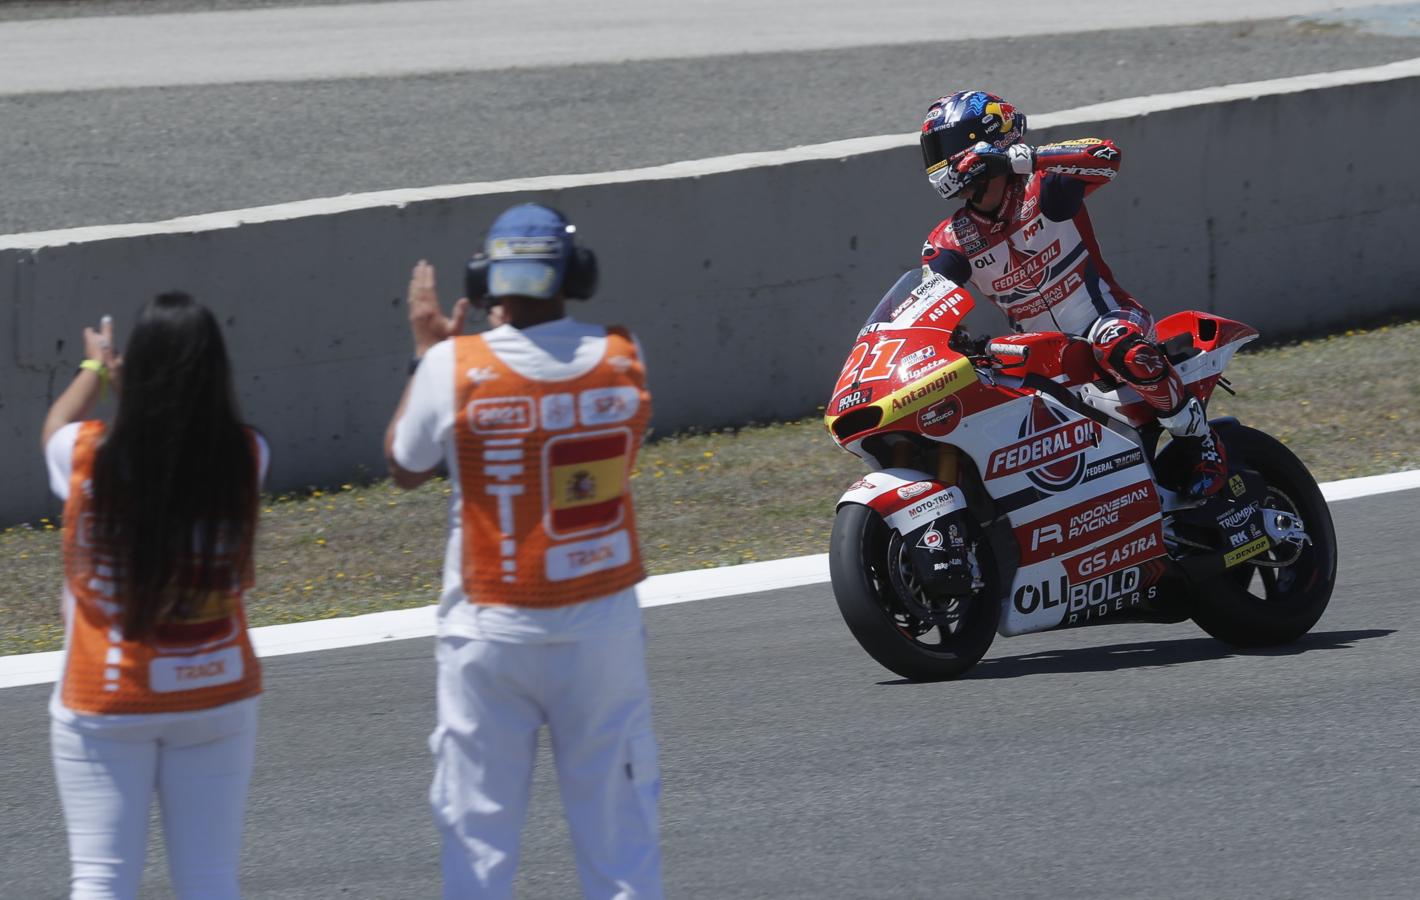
top-left (0, 470), bottom-right (1416, 690)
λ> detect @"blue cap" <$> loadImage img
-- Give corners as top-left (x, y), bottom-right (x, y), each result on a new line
top-left (484, 204), bottom-right (573, 300)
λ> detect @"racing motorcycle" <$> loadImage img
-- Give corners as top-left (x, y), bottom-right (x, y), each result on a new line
top-left (824, 271), bottom-right (1336, 681)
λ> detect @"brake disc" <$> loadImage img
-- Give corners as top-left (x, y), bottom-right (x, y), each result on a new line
top-left (886, 529), bottom-right (965, 630)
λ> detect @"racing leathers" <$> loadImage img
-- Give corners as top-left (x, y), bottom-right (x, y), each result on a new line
top-left (921, 137), bottom-right (1226, 497)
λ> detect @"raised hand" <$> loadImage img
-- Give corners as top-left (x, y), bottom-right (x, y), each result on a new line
top-left (82, 314), bottom-right (123, 391)
top-left (407, 260), bottom-right (472, 357)
top-left (951, 142), bottom-right (1012, 180)
top-left (952, 141), bottom-right (1036, 181)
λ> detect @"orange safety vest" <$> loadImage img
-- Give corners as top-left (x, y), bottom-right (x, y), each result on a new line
top-left (452, 325), bottom-right (651, 608)
top-left (59, 421), bottom-right (262, 715)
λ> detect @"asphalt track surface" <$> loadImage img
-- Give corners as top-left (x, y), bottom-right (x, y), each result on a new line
top-left (2, 486), bottom-right (1417, 898)
top-left (4, 12), bottom-right (1420, 234)
top-left (6, 0), bottom-right (1415, 90)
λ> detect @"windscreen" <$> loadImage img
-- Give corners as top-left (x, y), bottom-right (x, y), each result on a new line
top-left (861, 270), bottom-right (921, 329)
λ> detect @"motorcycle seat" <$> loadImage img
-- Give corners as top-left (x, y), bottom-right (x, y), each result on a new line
top-left (1162, 332), bottom-right (1201, 365)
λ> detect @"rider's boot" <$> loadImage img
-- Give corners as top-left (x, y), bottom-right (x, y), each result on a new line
top-left (1157, 396), bottom-right (1228, 498)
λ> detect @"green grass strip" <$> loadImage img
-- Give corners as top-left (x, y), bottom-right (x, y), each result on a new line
top-left (4, 319), bottom-right (1419, 655)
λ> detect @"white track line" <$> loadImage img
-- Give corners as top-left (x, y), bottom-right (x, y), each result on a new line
top-left (1, 471), bottom-right (1415, 689)
top-left (1317, 468), bottom-right (1420, 502)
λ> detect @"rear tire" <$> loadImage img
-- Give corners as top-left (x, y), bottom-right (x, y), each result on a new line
top-left (830, 503), bottom-right (999, 681)
top-left (1187, 426), bottom-right (1337, 647)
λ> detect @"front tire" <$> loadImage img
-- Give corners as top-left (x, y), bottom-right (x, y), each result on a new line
top-left (830, 503), bottom-right (1000, 681)
top-left (1187, 425), bottom-right (1337, 646)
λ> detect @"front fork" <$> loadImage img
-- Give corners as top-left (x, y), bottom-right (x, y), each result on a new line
top-left (900, 446), bottom-right (978, 596)
top-left (889, 441), bottom-right (959, 484)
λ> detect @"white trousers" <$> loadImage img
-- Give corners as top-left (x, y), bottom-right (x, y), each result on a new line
top-left (50, 700), bottom-right (258, 900)
top-left (430, 628), bottom-right (663, 900)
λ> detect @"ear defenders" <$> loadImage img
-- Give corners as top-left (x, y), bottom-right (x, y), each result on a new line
top-left (464, 208), bottom-right (598, 305)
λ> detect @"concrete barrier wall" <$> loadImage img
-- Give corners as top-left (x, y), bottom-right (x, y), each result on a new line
top-left (4, 59), bottom-right (1418, 525)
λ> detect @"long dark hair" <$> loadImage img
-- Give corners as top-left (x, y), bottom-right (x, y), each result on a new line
top-left (90, 292), bottom-right (257, 640)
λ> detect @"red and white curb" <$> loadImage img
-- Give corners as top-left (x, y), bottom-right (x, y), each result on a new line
top-left (3, 469), bottom-right (1417, 690)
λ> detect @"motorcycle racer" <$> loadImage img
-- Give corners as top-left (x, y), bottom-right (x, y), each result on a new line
top-left (917, 90), bottom-right (1226, 498)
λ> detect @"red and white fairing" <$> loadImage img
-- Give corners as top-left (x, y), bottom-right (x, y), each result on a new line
top-left (943, 390), bottom-right (1167, 635)
top-left (828, 281), bottom-right (1265, 638)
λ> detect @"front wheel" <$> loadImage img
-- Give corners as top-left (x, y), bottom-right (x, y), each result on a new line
top-left (1187, 425), bottom-right (1338, 646)
top-left (829, 503), bottom-right (1000, 681)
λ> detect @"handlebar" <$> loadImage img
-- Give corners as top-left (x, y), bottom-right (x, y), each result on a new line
top-left (948, 327), bottom-right (1037, 369)
top-left (985, 341), bottom-right (1029, 362)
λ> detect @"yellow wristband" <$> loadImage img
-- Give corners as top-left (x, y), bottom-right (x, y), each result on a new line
top-left (79, 359), bottom-right (109, 394)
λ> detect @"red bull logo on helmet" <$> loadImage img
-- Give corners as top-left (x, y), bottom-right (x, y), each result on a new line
top-left (983, 100), bottom-right (1016, 134)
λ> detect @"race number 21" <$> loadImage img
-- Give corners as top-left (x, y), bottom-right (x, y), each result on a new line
top-left (833, 339), bottom-right (905, 396)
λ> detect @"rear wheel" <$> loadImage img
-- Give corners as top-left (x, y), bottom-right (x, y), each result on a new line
top-left (829, 503), bottom-right (999, 681)
top-left (1188, 426), bottom-right (1337, 646)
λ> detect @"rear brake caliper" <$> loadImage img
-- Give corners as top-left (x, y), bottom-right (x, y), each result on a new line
top-left (1261, 507), bottom-right (1310, 552)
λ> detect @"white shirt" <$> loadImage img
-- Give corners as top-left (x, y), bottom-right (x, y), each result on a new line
top-left (392, 316), bottom-right (645, 643)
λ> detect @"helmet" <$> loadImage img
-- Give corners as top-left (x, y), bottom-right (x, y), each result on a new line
top-left (920, 91), bottom-right (1027, 199)
top-left (464, 204), bottom-right (598, 304)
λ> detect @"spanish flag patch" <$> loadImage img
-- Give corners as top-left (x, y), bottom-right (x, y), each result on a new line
top-left (547, 431), bottom-right (629, 535)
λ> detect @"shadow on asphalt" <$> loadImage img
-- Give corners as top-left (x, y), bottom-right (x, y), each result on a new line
top-left (877, 628), bottom-right (1395, 684)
